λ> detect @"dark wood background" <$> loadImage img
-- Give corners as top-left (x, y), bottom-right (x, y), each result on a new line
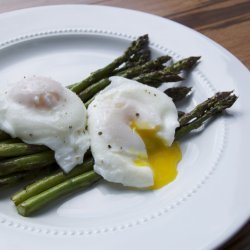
top-left (0, 0), bottom-right (249, 249)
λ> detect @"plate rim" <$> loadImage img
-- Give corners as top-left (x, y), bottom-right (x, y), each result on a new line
top-left (0, 4), bottom-right (249, 250)
top-left (0, 28), bottom-right (228, 236)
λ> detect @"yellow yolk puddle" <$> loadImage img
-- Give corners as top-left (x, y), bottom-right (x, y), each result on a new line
top-left (131, 123), bottom-right (182, 190)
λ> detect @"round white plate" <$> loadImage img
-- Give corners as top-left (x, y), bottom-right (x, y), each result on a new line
top-left (0, 5), bottom-right (249, 250)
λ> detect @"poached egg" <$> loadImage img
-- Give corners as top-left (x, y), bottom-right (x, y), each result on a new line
top-left (0, 76), bottom-right (90, 172)
top-left (88, 77), bottom-right (181, 189)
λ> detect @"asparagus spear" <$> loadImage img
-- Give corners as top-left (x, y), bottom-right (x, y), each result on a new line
top-left (134, 71), bottom-right (183, 87)
top-left (0, 172), bottom-right (37, 189)
top-left (16, 171), bottom-right (101, 217)
top-left (0, 151), bottom-right (55, 177)
top-left (175, 91), bottom-right (237, 139)
top-left (0, 143), bottom-right (48, 158)
top-left (113, 42), bottom-right (151, 74)
top-left (0, 166), bottom-right (56, 189)
top-left (67, 47), bottom-right (150, 90)
top-left (12, 157), bottom-right (94, 206)
top-left (119, 47), bottom-right (151, 71)
top-left (79, 56), bottom-right (172, 102)
top-left (178, 91), bottom-right (235, 126)
top-left (79, 79), bottom-right (110, 103)
top-left (118, 55), bottom-right (171, 78)
top-left (69, 35), bottom-right (149, 94)
top-left (164, 56), bottom-right (201, 74)
top-left (165, 87), bottom-right (192, 102)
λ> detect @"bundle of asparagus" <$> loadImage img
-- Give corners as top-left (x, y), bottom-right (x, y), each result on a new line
top-left (0, 35), bottom-right (237, 216)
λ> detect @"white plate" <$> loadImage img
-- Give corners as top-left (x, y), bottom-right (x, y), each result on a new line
top-left (0, 5), bottom-right (249, 250)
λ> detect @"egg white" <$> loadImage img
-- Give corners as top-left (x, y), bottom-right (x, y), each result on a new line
top-left (88, 76), bottom-right (179, 188)
top-left (0, 76), bottom-right (90, 172)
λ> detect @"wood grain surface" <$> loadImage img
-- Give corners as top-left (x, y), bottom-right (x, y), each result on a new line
top-left (0, 0), bottom-right (249, 249)
top-left (0, 0), bottom-right (249, 68)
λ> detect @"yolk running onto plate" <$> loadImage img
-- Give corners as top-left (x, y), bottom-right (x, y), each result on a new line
top-left (131, 123), bottom-right (182, 190)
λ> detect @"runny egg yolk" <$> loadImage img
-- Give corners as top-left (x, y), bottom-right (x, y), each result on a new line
top-left (131, 122), bottom-right (182, 190)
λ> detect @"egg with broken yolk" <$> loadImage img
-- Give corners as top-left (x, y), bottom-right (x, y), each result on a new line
top-left (87, 76), bottom-right (181, 189)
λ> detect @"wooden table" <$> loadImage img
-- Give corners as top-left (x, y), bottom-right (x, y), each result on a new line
top-left (0, 1), bottom-right (249, 249)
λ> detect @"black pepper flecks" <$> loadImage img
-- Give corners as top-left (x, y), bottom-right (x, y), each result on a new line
top-left (136, 113), bottom-right (140, 118)
top-left (108, 145), bottom-right (112, 149)
top-left (29, 133), bottom-right (33, 137)
top-left (98, 131), bottom-right (103, 135)
top-left (69, 125), bottom-right (72, 129)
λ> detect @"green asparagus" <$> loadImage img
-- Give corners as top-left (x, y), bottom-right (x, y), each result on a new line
top-left (0, 166), bottom-right (56, 189)
top-left (134, 71), bottom-right (183, 87)
top-left (164, 56), bottom-right (201, 74)
top-left (175, 91), bottom-right (237, 139)
top-left (12, 157), bottom-right (94, 206)
top-left (69, 35), bottom-right (149, 94)
top-left (79, 79), bottom-right (110, 102)
top-left (120, 47), bottom-right (151, 70)
top-left (17, 171), bottom-right (101, 217)
top-left (114, 44), bottom-right (150, 74)
top-left (178, 91), bottom-right (235, 127)
top-left (165, 87), bottom-right (192, 102)
top-left (117, 55), bottom-right (171, 78)
top-left (0, 151), bottom-right (55, 177)
top-left (0, 143), bottom-right (48, 158)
